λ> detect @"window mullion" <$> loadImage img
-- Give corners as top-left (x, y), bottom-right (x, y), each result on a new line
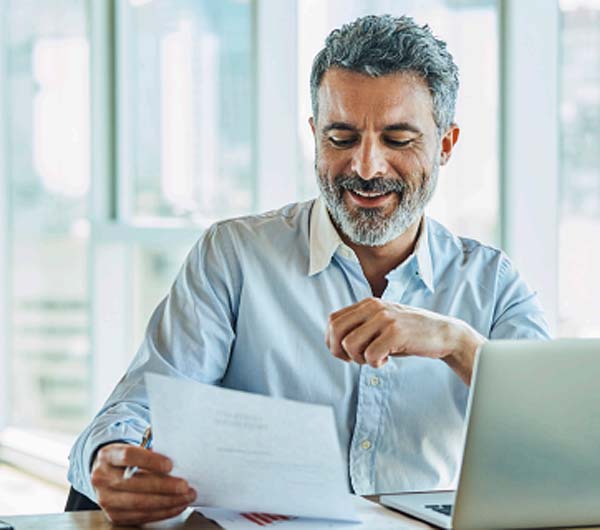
top-left (89, 0), bottom-right (133, 410)
top-left (0, 6), bottom-right (10, 431)
top-left (256, 0), bottom-right (300, 211)
top-left (500, 0), bottom-right (560, 333)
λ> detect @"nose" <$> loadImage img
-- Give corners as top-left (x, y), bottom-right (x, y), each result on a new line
top-left (350, 136), bottom-right (388, 180)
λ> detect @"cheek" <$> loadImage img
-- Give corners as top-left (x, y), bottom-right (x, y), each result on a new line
top-left (316, 147), bottom-right (351, 176)
top-left (390, 151), bottom-right (435, 185)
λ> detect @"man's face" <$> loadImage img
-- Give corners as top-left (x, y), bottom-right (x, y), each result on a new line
top-left (311, 68), bottom-right (449, 247)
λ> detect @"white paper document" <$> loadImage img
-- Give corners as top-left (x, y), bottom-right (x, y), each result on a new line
top-left (197, 495), bottom-right (433, 529)
top-left (145, 373), bottom-right (359, 522)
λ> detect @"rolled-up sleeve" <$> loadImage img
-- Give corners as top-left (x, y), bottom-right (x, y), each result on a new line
top-left (67, 223), bottom-right (239, 500)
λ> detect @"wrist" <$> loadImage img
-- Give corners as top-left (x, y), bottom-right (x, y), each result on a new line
top-left (444, 320), bottom-right (486, 386)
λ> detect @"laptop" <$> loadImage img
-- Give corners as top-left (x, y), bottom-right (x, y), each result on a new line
top-left (380, 339), bottom-right (600, 529)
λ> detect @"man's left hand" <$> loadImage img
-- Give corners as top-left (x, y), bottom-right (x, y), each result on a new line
top-left (325, 297), bottom-right (486, 385)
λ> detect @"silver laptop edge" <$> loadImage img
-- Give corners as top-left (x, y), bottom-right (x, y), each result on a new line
top-left (381, 339), bottom-right (600, 529)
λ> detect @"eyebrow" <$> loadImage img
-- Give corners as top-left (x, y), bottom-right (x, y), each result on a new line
top-left (383, 122), bottom-right (423, 134)
top-left (321, 121), bottom-right (422, 134)
top-left (321, 122), bottom-right (357, 134)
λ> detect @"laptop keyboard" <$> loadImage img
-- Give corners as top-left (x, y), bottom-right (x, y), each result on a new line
top-left (425, 504), bottom-right (453, 516)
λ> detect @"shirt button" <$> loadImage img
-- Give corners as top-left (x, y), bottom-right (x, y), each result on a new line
top-left (369, 376), bottom-right (380, 386)
top-left (361, 440), bottom-right (372, 450)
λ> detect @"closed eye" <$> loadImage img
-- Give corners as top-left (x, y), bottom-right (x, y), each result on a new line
top-left (385, 138), bottom-right (413, 148)
top-left (329, 137), bottom-right (358, 148)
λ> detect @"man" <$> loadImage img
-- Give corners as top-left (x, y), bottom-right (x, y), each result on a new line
top-left (68, 14), bottom-right (549, 525)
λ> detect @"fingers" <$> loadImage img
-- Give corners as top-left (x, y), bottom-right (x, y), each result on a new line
top-left (327, 298), bottom-right (473, 370)
top-left (110, 472), bottom-right (190, 495)
top-left (92, 442), bottom-right (198, 526)
top-left (327, 298), bottom-right (382, 361)
top-left (97, 443), bottom-right (173, 474)
top-left (96, 487), bottom-right (197, 512)
top-left (340, 315), bottom-right (387, 366)
top-left (97, 469), bottom-right (191, 496)
top-left (104, 502), bottom-right (191, 526)
top-left (363, 327), bottom-right (397, 368)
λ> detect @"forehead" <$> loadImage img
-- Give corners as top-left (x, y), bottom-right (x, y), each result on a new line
top-left (317, 68), bottom-right (435, 130)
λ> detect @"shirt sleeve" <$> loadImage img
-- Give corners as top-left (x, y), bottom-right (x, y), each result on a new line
top-left (489, 255), bottom-right (551, 340)
top-left (67, 223), bottom-right (239, 501)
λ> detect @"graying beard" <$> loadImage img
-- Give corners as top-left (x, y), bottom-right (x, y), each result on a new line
top-left (318, 165), bottom-right (439, 247)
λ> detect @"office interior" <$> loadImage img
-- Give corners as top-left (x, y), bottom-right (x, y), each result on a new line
top-left (0, 0), bottom-right (599, 516)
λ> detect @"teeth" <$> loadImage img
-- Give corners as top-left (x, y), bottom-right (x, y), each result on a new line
top-left (353, 190), bottom-right (387, 198)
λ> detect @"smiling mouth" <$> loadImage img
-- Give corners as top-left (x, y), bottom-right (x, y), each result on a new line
top-left (352, 190), bottom-right (390, 198)
top-left (346, 189), bottom-right (395, 207)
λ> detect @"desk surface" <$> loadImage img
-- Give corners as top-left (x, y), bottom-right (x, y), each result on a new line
top-left (0, 510), bottom-right (222, 530)
top-left (1, 497), bottom-right (387, 530)
top-left (4, 497), bottom-right (385, 530)
top-left (3, 501), bottom-right (600, 530)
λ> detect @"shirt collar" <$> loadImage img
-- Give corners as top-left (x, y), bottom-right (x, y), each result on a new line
top-left (412, 217), bottom-right (435, 292)
top-left (309, 196), bottom-right (357, 276)
top-left (308, 195), bottom-right (435, 293)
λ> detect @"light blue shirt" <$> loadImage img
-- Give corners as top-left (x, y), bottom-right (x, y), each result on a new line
top-left (68, 197), bottom-right (550, 501)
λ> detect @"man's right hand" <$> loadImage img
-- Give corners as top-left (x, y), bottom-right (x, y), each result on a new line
top-left (91, 443), bottom-right (197, 526)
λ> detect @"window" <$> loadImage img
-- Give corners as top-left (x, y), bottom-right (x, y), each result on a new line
top-left (4, 0), bottom-right (92, 435)
top-left (559, 0), bottom-right (600, 336)
top-left (117, 0), bottom-right (254, 224)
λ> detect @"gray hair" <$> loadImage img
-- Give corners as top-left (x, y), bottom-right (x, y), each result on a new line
top-left (310, 14), bottom-right (459, 135)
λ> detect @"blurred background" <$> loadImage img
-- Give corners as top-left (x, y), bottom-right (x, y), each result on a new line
top-left (0, 0), bottom-right (598, 514)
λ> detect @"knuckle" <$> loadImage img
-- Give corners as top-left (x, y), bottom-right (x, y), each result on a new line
top-left (159, 456), bottom-right (173, 473)
top-left (332, 350), bottom-right (349, 362)
top-left (364, 348), bottom-right (379, 364)
top-left (174, 479), bottom-right (189, 494)
top-left (121, 445), bottom-right (136, 462)
top-left (378, 308), bottom-right (396, 325)
top-left (107, 475), bottom-right (122, 490)
top-left (329, 331), bottom-right (342, 348)
top-left (96, 447), bottom-right (111, 465)
top-left (341, 336), bottom-right (355, 354)
top-left (366, 297), bottom-right (381, 308)
top-left (96, 490), bottom-right (110, 507)
top-left (327, 312), bottom-right (340, 327)
top-left (91, 471), bottom-right (106, 489)
top-left (377, 307), bottom-right (390, 318)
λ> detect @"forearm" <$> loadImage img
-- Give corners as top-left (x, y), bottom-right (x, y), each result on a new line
top-left (443, 320), bottom-right (487, 386)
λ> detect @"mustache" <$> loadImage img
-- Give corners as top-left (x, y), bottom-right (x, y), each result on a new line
top-left (333, 174), bottom-right (407, 194)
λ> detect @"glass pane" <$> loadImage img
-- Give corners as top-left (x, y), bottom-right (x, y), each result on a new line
top-left (119, 0), bottom-right (254, 224)
top-left (4, 0), bottom-right (92, 434)
top-left (297, 0), bottom-right (499, 245)
top-left (558, 0), bottom-right (600, 336)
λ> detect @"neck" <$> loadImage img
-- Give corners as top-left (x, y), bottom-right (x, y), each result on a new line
top-left (340, 218), bottom-right (423, 297)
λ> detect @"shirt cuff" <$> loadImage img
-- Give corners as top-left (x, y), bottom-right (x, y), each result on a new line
top-left (68, 418), bottom-right (148, 502)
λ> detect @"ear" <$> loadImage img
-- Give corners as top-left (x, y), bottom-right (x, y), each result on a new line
top-left (309, 116), bottom-right (316, 137)
top-left (439, 124), bottom-right (460, 166)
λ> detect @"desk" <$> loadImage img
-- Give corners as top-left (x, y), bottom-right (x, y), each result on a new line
top-left (0, 496), bottom-right (399, 530)
top-left (3, 502), bottom-right (600, 530)
top-left (0, 510), bottom-right (221, 529)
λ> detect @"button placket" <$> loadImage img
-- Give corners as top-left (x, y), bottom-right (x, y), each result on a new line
top-left (349, 364), bottom-right (386, 493)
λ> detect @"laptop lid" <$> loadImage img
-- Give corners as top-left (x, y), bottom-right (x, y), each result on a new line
top-left (453, 339), bottom-right (600, 529)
